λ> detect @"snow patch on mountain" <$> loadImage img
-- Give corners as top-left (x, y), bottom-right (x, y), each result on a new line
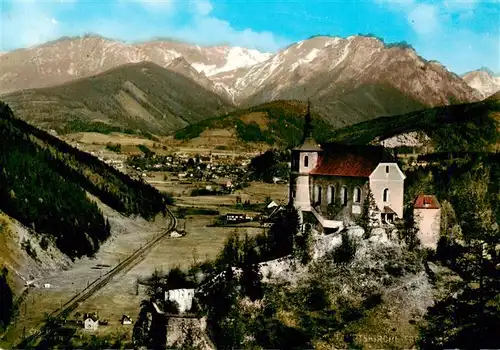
top-left (191, 47), bottom-right (272, 76)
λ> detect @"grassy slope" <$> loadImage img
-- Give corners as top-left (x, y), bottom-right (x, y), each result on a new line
top-left (173, 100), bottom-right (337, 148)
top-left (1, 62), bottom-right (233, 136)
top-left (329, 97), bottom-right (500, 151)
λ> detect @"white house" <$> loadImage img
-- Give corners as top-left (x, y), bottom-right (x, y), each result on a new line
top-left (413, 194), bottom-right (441, 249)
top-left (289, 103), bottom-right (406, 233)
top-left (120, 315), bottom-right (133, 325)
top-left (83, 314), bottom-right (99, 331)
top-left (165, 288), bottom-right (195, 314)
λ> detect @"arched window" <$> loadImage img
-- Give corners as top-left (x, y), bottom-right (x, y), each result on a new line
top-left (304, 155), bottom-right (309, 168)
top-left (327, 185), bottom-right (335, 204)
top-left (383, 188), bottom-right (389, 202)
top-left (353, 187), bottom-right (361, 203)
top-left (314, 185), bottom-right (321, 204)
top-left (385, 165), bottom-right (390, 174)
top-left (341, 186), bottom-right (348, 206)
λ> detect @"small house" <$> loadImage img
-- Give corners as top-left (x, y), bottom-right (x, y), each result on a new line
top-left (120, 315), bottom-right (133, 325)
top-left (83, 313), bottom-right (99, 331)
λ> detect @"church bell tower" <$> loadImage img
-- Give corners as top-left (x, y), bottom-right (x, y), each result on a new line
top-left (289, 100), bottom-right (322, 212)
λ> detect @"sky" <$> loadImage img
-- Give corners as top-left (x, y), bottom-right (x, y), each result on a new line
top-left (0, 0), bottom-right (499, 74)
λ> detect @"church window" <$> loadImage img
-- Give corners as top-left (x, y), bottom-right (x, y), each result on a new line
top-left (341, 186), bottom-right (348, 206)
top-left (386, 165), bottom-right (389, 174)
top-left (383, 188), bottom-right (389, 202)
top-left (327, 185), bottom-right (335, 204)
top-left (304, 155), bottom-right (309, 168)
top-left (353, 187), bottom-right (361, 203)
top-left (314, 185), bottom-right (321, 204)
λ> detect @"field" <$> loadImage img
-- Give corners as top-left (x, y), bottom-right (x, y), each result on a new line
top-left (3, 176), bottom-right (288, 346)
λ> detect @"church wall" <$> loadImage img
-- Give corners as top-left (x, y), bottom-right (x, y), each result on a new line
top-left (369, 163), bottom-right (405, 218)
top-left (291, 174), bottom-right (312, 211)
top-left (414, 208), bottom-right (441, 250)
top-left (310, 175), bottom-right (369, 222)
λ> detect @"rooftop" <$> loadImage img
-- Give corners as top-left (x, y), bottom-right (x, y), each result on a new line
top-left (310, 143), bottom-right (396, 177)
top-left (414, 194), bottom-right (441, 209)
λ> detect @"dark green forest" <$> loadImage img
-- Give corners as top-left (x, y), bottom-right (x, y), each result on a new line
top-left (329, 98), bottom-right (500, 152)
top-left (0, 101), bottom-right (172, 259)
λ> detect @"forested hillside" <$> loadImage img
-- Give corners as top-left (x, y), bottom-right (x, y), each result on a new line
top-left (329, 97), bottom-right (500, 152)
top-left (174, 100), bottom-right (336, 148)
top-left (0, 101), bottom-right (171, 259)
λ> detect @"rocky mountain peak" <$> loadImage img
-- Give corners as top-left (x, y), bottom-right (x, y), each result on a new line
top-left (462, 68), bottom-right (500, 99)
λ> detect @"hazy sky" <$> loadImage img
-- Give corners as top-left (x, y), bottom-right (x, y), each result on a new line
top-left (1, 0), bottom-right (499, 74)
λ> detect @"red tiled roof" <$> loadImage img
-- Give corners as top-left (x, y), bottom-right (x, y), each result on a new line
top-left (414, 194), bottom-right (441, 209)
top-left (310, 144), bottom-right (395, 177)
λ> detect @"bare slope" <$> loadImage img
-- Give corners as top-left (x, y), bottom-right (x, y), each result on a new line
top-left (2, 62), bottom-right (233, 135)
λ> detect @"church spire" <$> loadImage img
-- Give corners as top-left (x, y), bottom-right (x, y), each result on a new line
top-left (302, 98), bottom-right (312, 143)
top-left (294, 98), bottom-right (321, 151)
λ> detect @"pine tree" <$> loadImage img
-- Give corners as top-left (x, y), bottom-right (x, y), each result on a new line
top-left (0, 267), bottom-right (13, 329)
top-left (358, 188), bottom-right (379, 238)
top-left (215, 230), bottom-right (241, 271)
top-left (241, 233), bottom-right (263, 301)
top-left (301, 223), bottom-right (313, 265)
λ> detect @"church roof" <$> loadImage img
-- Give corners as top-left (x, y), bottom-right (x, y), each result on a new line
top-left (310, 143), bottom-right (395, 177)
top-left (293, 136), bottom-right (322, 151)
top-left (414, 194), bottom-right (441, 209)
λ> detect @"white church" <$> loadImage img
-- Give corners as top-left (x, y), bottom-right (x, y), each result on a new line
top-left (289, 103), bottom-right (406, 234)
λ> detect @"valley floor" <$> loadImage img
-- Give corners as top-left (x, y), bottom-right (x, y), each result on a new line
top-left (2, 181), bottom-right (288, 346)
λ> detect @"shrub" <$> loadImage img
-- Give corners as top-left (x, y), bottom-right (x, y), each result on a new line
top-left (105, 142), bottom-right (121, 153)
top-left (21, 239), bottom-right (37, 259)
top-left (40, 236), bottom-right (49, 250)
top-left (333, 232), bottom-right (357, 265)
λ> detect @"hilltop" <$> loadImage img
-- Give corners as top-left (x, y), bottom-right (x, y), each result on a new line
top-left (1, 62), bottom-right (232, 136)
top-left (172, 100), bottom-right (337, 149)
top-left (328, 96), bottom-right (500, 152)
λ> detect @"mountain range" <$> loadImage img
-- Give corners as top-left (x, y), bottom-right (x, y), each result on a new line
top-left (0, 34), bottom-right (494, 136)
